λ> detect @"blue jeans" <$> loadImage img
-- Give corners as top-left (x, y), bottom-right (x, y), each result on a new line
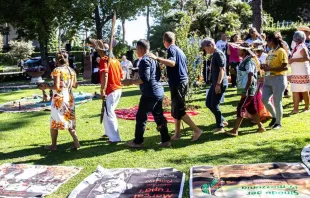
top-left (206, 85), bottom-right (227, 128)
top-left (134, 95), bottom-right (170, 144)
top-left (262, 75), bottom-right (287, 125)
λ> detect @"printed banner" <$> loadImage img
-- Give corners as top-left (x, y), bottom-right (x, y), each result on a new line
top-left (0, 163), bottom-right (82, 197)
top-left (190, 163), bottom-right (310, 198)
top-left (302, 145), bottom-right (310, 169)
top-left (69, 166), bottom-right (185, 198)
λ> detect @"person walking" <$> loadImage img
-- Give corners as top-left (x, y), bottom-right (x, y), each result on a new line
top-left (289, 31), bottom-right (310, 114)
top-left (225, 43), bottom-right (266, 136)
top-left (261, 34), bottom-right (289, 130)
top-left (123, 40), bottom-right (171, 148)
top-left (90, 39), bottom-right (123, 143)
top-left (200, 38), bottom-right (228, 133)
top-left (147, 32), bottom-right (203, 141)
top-left (39, 52), bottom-right (80, 151)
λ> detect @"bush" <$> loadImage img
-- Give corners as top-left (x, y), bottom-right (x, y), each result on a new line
top-left (263, 22), bottom-right (310, 47)
top-left (0, 53), bottom-right (16, 65)
top-left (31, 51), bottom-right (85, 62)
top-left (7, 40), bottom-right (34, 65)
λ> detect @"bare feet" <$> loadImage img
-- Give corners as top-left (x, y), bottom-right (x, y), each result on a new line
top-left (170, 134), bottom-right (181, 141)
top-left (303, 109), bottom-right (309, 113)
top-left (212, 128), bottom-right (225, 134)
top-left (289, 110), bottom-right (298, 115)
top-left (192, 130), bottom-right (203, 142)
top-left (44, 145), bottom-right (57, 151)
top-left (257, 127), bottom-right (266, 133)
top-left (223, 121), bottom-right (228, 127)
top-left (225, 130), bottom-right (238, 137)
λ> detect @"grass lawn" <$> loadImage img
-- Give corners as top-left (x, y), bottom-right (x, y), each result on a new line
top-left (0, 85), bottom-right (309, 197)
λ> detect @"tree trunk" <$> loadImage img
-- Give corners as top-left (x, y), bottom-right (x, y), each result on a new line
top-left (146, 5), bottom-right (151, 40)
top-left (252, 0), bottom-right (263, 33)
top-left (95, 5), bottom-right (103, 39)
top-left (39, 37), bottom-right (49, 76)
top-left (180, 0), bottom-right (185, 11)
top-left (122, 19), bottom-right (126, 43)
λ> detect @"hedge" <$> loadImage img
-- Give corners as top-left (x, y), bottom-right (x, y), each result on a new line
top-left (31, 51), bottom-right (85, 62)
top-left (263, 22), bottom-right (310, 48)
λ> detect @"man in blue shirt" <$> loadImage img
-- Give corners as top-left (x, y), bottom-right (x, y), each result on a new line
top-left (122, 39), bottom-right (171, 148)
top-left (201, 38), bottom-right (228, 134)
top-left (148, 32), bottom-right (202, 141)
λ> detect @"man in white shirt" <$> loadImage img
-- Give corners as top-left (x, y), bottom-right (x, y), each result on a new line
top-left (216, 33), bottom-right (228, 52)
top-left (120, 55), bottom-right (133, 80)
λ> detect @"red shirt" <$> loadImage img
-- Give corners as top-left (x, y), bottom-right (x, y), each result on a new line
top-left (99, 57), bottom-right (122, 95)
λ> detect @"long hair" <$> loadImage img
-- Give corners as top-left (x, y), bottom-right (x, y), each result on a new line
top-left (267, 33), bottom-right (289, 54)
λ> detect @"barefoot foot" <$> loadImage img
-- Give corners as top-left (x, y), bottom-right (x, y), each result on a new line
top-left (192, 130), bottom-right (203, 142)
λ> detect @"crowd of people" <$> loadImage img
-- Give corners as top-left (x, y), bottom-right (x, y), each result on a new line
top-left (39, 25), bottom-right (310, 150)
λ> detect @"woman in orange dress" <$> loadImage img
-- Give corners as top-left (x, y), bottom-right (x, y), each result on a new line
top-left (40, 52), bottom-right (80, 151)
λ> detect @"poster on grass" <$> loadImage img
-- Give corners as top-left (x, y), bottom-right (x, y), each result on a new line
top-left (190, 163), bottom-right (310, 198)
top-left (301, 145), bottom-right (310, 169)
top-left (0, 163), bottom-right (82, 198)
top-left (69, 166), bottom-right (185, 198)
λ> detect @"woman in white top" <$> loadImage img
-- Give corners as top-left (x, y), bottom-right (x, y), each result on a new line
top-left (289, 31), bottom-right (310, 114)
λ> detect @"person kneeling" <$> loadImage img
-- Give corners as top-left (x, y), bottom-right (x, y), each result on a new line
top-left (226, 43), bottom-right (266, 137)
top-left (122, 40), bottom-right (171, 148)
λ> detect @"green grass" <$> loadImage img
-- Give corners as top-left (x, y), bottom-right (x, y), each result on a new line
top-left (0, 85), bottom-right (309, 197)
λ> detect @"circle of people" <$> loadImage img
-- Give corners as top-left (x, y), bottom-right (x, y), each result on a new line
top-left (39, 26), bottom-right (310, 150)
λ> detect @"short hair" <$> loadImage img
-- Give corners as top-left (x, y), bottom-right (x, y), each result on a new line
top-left (293, 31), bottom-right (306, 43)
top-left (136, 39), bottom-right (150, 51)
top-left (163, 32), bottom-right (175, 43)
top-left (200, 38), bottom-right (215, 48)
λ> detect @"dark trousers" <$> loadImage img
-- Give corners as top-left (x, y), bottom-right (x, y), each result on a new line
top-left (134, 95), bottom-right (170, 144)
top-left (206, 85), bottom-right (227, 128)
top-left (230, 62), bottom-right (239, 87)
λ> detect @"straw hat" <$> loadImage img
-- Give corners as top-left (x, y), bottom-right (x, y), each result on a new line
top-left (230, 42), bottom-right (255, 56)
top-left (297, 26), bottom-right (310, 32)
top-left (88, 38), bottom-right (109, 53)
top-left (252, 45), bottom-right (265, 52)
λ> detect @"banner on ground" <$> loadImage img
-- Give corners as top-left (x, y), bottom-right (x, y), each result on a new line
top-left (69, 166), bottom-right (185, 198)
top-left (301, 145), bottom-right (310, 169)
top-left (190, 163), bottom-right (310, 198)
top-left (0, 163), bottom-right (82, 197)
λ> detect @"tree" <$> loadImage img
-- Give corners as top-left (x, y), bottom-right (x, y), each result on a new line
top-left (252, 0), bottom-right (263, 33)
top-left (262, 0), bottom-right (310, 22)
top-left (142, 0), bottom-right (172, 41)
top-left (149, 12), bottom-right (186, 50)
top-left (7, 40), bottom-right (34, 65)
top-left (175, 15), bottom-right (203, 99)
top-left (0, 0), bottom-right (76, 67)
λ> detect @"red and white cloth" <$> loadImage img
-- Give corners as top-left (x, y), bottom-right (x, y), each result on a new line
top-left (115, 106), bottom-right (199, 123)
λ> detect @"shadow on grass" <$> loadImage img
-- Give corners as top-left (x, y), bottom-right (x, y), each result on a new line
top-left (168, 139), bottom-right (309, 165)
top-left (0, 111), bottom-right (48, 133)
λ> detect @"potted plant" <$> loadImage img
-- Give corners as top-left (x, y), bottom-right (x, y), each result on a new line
top-left (25, 66), bottom-right (45, 84)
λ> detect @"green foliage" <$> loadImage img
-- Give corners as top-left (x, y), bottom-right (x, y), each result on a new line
top-left (113, 43), bottom-right (130, 59)
top-left (47, 29), bottom-right (58, 52)
top-left (0, 34), bottom-right (2, 52)
top-left (263, 0), bottom-right (310, 22)
top-left (175, 15), bottom-right (203, 99)
top-left (149, 12), bottom-right (186, 50)
top-left (190, 1), bottom-right (252, 39)
top-left (7, 40), bottom-right (34, 64)
top-left (263, 22), bottom-right (310, 44)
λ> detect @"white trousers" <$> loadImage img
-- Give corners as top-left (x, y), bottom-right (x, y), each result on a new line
top-left (103, 89), bottom-right (122, 142)
top-left (123, 69), bottom-right (131, 80)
